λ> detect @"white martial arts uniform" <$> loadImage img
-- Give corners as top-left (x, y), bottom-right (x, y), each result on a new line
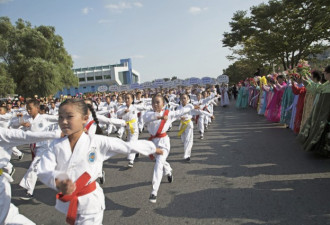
top-left (19, 113), bottom-right (59, 195)
top-left (97, 101), bottom-right (118, 135)
top-left (176, 104), bottom-right (213, 159)
top-left (143, 105), bottom-right (194, 197)
top-left (38, 132), bottom-right (157, 225)
top-left (0, 128), bottom-right (60, 225)
top-left (192, 96), bottom-right (217, 136)
top-left (117, 104), bottom-right (147, 164)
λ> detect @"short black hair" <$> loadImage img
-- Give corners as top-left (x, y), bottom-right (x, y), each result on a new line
top-left (26, 99), bottom-right (40, 108)
top-left (311, 70), bottom-right (322, 82)
top-left (324, 65), bottom-right (330, 73)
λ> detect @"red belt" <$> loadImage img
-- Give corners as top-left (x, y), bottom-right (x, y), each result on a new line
top-left (56, 172), bottom-right (96, 225)
top-left (30, 143), bottom-right (36, 160)
top-left (148, 132), bottom-right (167, 141)
top-left (148, 133), bottom-right (167, 160)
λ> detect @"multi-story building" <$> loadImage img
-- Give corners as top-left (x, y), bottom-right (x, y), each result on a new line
top-left (56, 58), bottom-right (140, 97)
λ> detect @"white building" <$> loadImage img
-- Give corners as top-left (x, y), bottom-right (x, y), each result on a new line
top-left (56, 58), bottom-right (140, 96)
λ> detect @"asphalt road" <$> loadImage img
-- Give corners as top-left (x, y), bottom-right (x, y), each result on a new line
top-left (10, 101), bottom-right (330, 225)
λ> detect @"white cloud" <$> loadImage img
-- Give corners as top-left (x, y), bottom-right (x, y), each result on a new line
top-left (98, 19), bottom-right (112, 24)
top-left (188, 6), bottom-right (208, 15)
top-left (105, 2), bottom-right (143, 13)
top-left (0, 0), bottom-right (13, 3)
top-left (133, 2), bottom-right (143, 8)
top-left (82, 7), bottom-right (93, 15)
top-left (72, 54), bottom-right (80, 60)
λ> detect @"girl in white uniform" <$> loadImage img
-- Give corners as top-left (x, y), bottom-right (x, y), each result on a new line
top-left (19, 100), bottom-right (58, 200)
top-left (84, 99), bottom-right (126, 184)
top-left (177, 94), bottom-right (213, 161)
top-left (0, 128), bottom-right (61, 225)
top-left (37, 99), bottom-right (162, 225)
top-left (192, 93), bottom-right (216, 139)
top-left (115, 95), bottom-right (126, 139)
top-left (143, 94), bottom-right (197, 203)
top-left (116, 94), bottom-right (148, 168)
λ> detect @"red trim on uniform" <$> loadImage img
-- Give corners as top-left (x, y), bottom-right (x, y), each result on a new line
top-left (56, 172), bottom-right (96, 225)
top-left (148, 109), bottom-right (169, 160)
top-left (85, 120), bottom-right (95, 132)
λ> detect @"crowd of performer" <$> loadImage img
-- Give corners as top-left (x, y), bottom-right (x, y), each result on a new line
top-left (0, 85), bottom-right (222, 224)
top-left (235, 63), bottom-right (330, 156)
top-left (2, 63), bottom-right (328, 225)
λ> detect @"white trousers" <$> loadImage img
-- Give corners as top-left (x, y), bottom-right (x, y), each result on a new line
top-left (151, 149), bottom-right (172, 196)
top-left (180, 125), bottom-right (194, 159)
top-left (138, 112), bottom-right (145, 132)
top-left (197, 115), bottom-right (205, 134)
top-left (1, 174), bottom-right (35, 225)
top-left (127, 131), bottom-right (139, 163)
top-left (106, 124), bottom-right (116, 135)
top-left (11, 147), bottom-right (23, 157)
top-left (19, 147), bottom-right (45, 195)
top-left (3, 162), bottom-right (13, 175)
top-left (117, 126), bottom-right (125, 138)
top-left (74, 211), bottom-right (103, 225)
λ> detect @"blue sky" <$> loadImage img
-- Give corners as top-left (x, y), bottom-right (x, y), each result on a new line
top-left (0, 0), bottom-right (265, 82)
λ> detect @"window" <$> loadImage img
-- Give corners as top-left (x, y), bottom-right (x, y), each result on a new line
top-left (87, 77), bottom-right (94, 81)
top-left (79, 77), bottom-right (85, 82)
top-left (118, 72), bottom-right (128, 84)
top-left (95, 76), bottom-right (103, 80)
top-left (104, 75), bottom-right (111, 80)
top-left (132, 74), bottom-right (138, 83)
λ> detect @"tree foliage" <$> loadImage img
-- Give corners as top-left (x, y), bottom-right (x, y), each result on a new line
top-left (223, 59), bottom-right (273, 84)
top-left (0, 17), bottom-right (78, 97)
top-left (222, 0), bottom-right (330, 70)
top-left (0, 63), bottom-right (16, 97)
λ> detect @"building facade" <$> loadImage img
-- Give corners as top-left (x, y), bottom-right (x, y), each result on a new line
top-left (56, 58), bottom-right (140, 97)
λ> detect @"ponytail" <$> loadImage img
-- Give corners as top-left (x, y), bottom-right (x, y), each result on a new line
top-left (87, 104), bottom-right (103, 135)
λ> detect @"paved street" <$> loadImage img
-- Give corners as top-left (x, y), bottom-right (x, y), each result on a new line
top-left (10, 101), bottom-right (330, 225)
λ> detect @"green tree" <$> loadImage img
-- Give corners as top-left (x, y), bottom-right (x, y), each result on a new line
top-left (223, 0), bottom-right (330, 70)
top-left (0, 17), bottom-right (78, 97)
top-left (223, 59), bottom-right (273, 84)
top-left (0, 63), bottom-right (16, 97)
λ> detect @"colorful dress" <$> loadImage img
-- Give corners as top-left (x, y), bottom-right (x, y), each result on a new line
top-left (280, 82), bottom-right (295, 125)
top-left (300, 81), bottom-right (320, 128)
top-left (264, 85), bottom-right (274, 117)
top-left (235, 86), bottom-right (249, 109)
top-left (298, 81), bottom-right (330, 156)
top-left (266, 82), bottom-right (287, 122)
top-left (291, 83), bottom-right (306, 134)
top-left (288, 83), bottom-right (304, 130)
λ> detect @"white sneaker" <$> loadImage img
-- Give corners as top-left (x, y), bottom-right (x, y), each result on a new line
top-left (149, 194), bottom-right (157, 203)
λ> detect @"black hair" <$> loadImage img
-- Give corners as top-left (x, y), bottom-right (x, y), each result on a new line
top-left (321, 73), bottom-right (327, 84)
top-left (311, 70), bottom-right (321, 82)
top-left (86, 103), bottom-right (103, 135)
top-left (325, 65), bottom-right (330, 73)
top-left (0, 105), bottom-right (7, 112)
top-left (152, 93), bottom-right (166, 105)
top-left (26, 99), bottom-right (40, 108)
top-left (60, 99), bottom-right (88, 116)
top-left (277, 75), bottom-right (285, 80)
top-left (39, 104), bottom-right (46, 111)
